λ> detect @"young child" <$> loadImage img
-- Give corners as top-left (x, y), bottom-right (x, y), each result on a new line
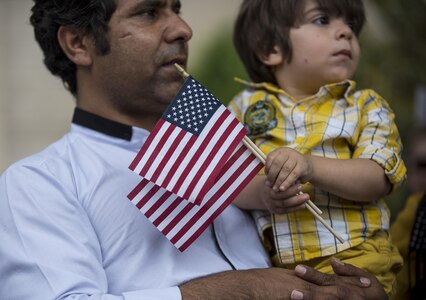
top-left (229, 0), bottom-right (407, 296)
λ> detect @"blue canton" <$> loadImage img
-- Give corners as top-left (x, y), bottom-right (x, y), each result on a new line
top-left (162, 76), bottom-right (221, 136)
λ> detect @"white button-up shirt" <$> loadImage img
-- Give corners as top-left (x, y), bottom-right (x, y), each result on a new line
top-left (0, 109), bottom-right (270, 300)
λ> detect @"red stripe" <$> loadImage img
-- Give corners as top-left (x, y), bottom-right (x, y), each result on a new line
top-left (151, 129), bottom-right (187, 182)
top-left (129, 119), bottom-right (165, 171)
top-left (161, 135), bottom-right (197, 188)
top-left (192, 127), bottom-right (248, 205)
top-left (170, 110), bottom-right (230, 199)
top-left (127, 179), bottom-right (150, 200)
top-left (139, 123), bottom-right (176, 176)
top-left (136, 184), bottom-right (161, 210)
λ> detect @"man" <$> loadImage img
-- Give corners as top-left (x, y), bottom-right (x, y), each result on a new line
top-left (0, 0), bottom-right (387, 299)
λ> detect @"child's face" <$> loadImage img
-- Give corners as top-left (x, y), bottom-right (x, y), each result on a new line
top-left (273, 0), bottom-right (361, 97)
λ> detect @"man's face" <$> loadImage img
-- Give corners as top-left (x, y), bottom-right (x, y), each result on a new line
top-left (92, 0), bottom-right (192, 122)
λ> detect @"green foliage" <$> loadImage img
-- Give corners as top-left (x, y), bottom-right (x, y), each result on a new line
top-left (189, 27), bottom-right (248, 105)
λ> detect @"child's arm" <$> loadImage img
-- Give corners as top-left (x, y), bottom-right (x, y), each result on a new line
top-left (233, 174), bottom-right (310, 213)
top-left (267, 147), bottom-right (391, 202)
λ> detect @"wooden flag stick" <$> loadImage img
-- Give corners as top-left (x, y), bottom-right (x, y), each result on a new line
top-left (174, 64), bottom-right (343, 243)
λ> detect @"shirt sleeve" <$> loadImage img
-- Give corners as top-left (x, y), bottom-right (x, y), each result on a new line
top-left (353, 90), bottom-right (407, 190)
top-left (0, 165), bottom-right (182, 300)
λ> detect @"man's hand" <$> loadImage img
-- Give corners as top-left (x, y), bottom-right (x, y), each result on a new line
top-left (180, 259), bottom-right (387, 299)
top-left (290, 258), bottom-right (388, 300)
top-left (265, 147), bottom-right (313, 192)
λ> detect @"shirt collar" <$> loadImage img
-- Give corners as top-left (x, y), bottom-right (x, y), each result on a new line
top-left (235, 78), bottom-right (357, 105)
top-left (72, 107), bottom-right (133, 141)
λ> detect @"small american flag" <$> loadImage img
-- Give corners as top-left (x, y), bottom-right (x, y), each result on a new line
top-left (129, 76), bottom-right (247, 205)
top-left (128, 143), bottom-right (263, 251)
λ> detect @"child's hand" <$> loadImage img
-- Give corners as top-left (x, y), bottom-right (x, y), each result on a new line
top-left (261, 181), bottom-right (310, 214)
top-left (265, 147), bottom-right (313, 192)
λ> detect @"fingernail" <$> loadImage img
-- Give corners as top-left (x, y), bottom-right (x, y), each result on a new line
top-left (332, 258), bottom-right (344, 266)
top-left (295, 265), bottom-right (306, 275)
top-left (291, 290), bottom-right (304, 300)
top-left (360, 277), bottom-right (371, 286)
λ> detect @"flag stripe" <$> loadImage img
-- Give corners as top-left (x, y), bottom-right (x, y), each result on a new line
top-left (128, 120), bottom-right (165, 172)
top-left (160, 134), bottom-right (197, 188)
top-left (136, 184), bottom-right (161, 210)
top-left (149, 129), bottom-right (187, 183)
top-left (188, 123), bottom-right (248, 205)
top-left (170, 147), bottom-right (253, 242)
top-left (139, 123), bottom-right (176, 177)
top-left (175, 157), bottom-right (262, 251)
top-left (130, 120), bottom-right (171, 174)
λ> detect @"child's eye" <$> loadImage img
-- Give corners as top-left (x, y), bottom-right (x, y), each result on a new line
top-left (312, 15), bottom-right (330, 25)
top-left (346, 21), bottom-right (355, 31)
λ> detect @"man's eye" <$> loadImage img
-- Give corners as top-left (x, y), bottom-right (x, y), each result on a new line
top-left (313, 16), bottom-right (329, 25)
top-left (139, 8), bottom-right (157, 18)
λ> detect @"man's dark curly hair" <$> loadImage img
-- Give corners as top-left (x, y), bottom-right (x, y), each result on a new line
top-left (30, 0), bottom-right (117, 96)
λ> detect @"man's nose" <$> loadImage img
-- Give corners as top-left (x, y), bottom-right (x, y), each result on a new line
top-left (164, 13), bottom-right (193, 44)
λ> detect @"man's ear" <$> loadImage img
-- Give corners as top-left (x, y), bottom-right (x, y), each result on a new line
top-left (258, 46), bottom-right (284, 67)
top-left (57, 26), bottom-right (93, 66)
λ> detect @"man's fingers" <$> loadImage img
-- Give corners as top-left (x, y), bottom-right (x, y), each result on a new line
top-left (330, 258), bottom-right (372, 287)
top-left (295, 261), bottom-right (372, 289)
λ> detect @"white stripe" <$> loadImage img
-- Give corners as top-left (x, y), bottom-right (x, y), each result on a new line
top-left (133, 122), bottom-right (171, 174)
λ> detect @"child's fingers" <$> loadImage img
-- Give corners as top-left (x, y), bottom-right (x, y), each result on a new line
top-left (266, 155), bottom-right (290, 191)
top-left (274, 160), bottom-right (298, 191)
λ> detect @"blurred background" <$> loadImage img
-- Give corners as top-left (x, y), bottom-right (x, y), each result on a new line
top-left (0, 0), bottom-right (425, 218)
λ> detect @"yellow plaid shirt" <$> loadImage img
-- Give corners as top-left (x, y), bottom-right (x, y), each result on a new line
top-left (228, 80), bottom-right (406, 264)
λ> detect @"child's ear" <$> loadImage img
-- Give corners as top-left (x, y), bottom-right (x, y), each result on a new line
top-left (258, 46), bottom-right (284, 67)
top-left (57, 26), bottom-right (93, 66)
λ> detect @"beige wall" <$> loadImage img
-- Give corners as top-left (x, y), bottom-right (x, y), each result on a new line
top-left (0, 0), bottom-right (242, 172)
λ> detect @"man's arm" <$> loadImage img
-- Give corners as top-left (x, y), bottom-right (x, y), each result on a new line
top-left (180, 259), bottom-right (387, 300)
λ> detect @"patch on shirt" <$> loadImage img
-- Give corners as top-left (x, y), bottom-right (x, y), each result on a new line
top-left (244, 100), bottom-right (277, 136)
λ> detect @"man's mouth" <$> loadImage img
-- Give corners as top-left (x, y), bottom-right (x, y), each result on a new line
top-left (162, 57), bottom-right (187, 68)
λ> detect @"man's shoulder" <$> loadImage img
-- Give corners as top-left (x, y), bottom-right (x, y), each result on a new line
top-left (1, 133), bottom-right (74, 180)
